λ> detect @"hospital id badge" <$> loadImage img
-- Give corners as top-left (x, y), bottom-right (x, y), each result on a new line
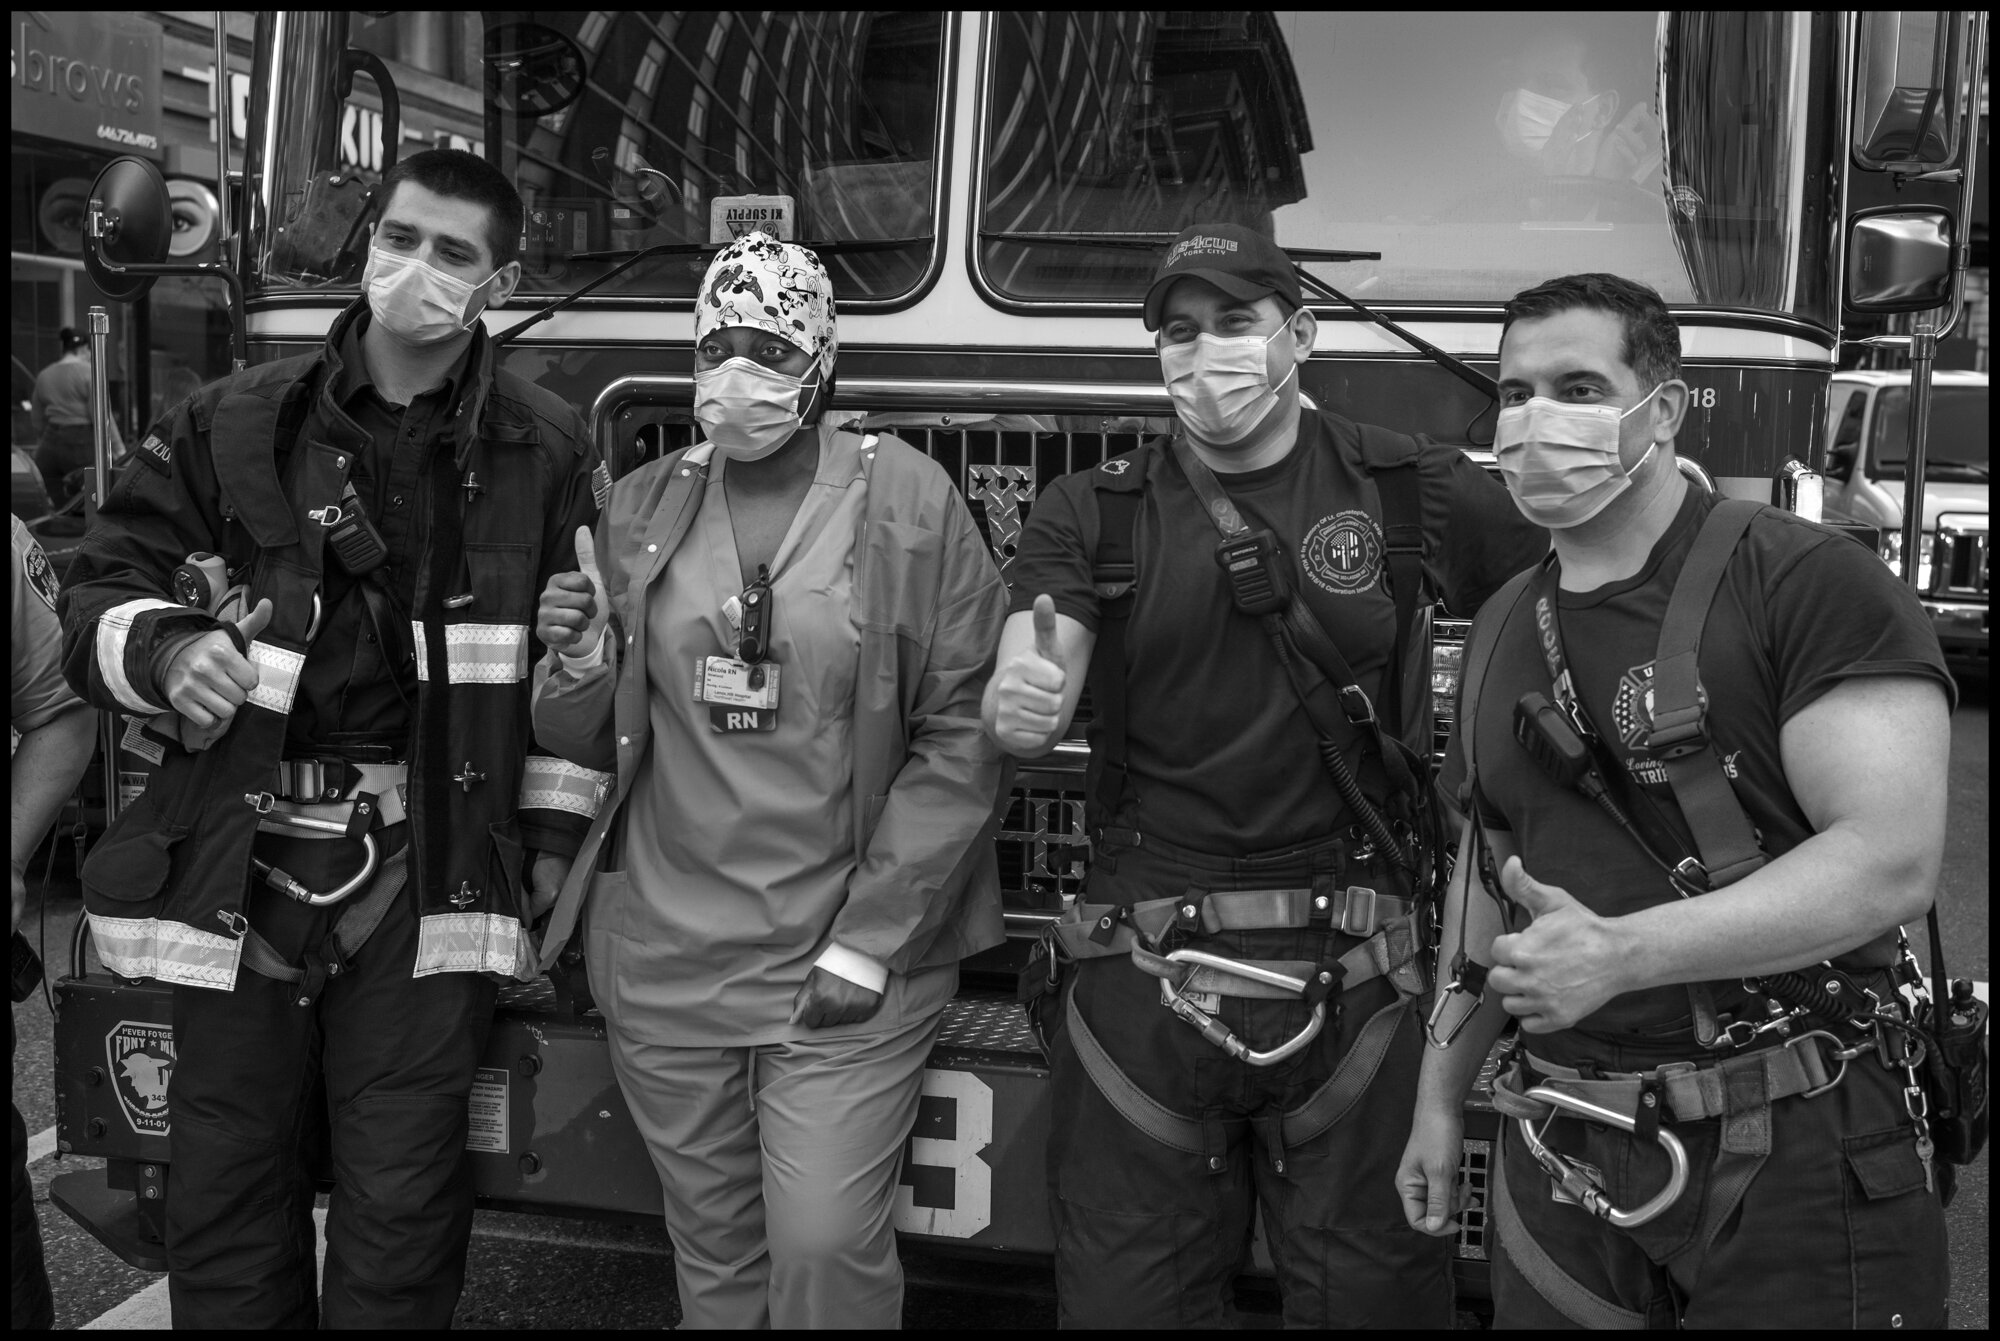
top-left (695, 656), bottom-right (780, 732)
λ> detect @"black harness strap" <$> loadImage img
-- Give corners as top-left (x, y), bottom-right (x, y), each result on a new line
top-left (1648, 499), bottom-right (1768, 888)
top-left (1355, 425), bottom-right (1427, 741)
top-left (1088, 483), bottom-right (1142, 839)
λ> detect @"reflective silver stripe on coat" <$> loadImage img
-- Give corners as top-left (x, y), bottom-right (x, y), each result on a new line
top-left (246, 641), bottom-right (306, 714)
top-left (88, 912), bottom-right (242, 990)
top-left (96, 598), bottom-right (181, 714)
top-left (518, 756), bottom-right (613, 818)
top-left (410, 622), bottom-right (530, 684)
top-left (413, 911), bottom-right (526, 977)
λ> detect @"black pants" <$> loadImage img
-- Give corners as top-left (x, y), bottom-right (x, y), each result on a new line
top-left (12, 1010), bottom-right (55, 1330)
top-left (1045, 832), bottom-right (1453, 1329)
top-left (1492, 1050), bottom-right (1951, 1329)
top-left (164, 887), bottom-right (497, 1329)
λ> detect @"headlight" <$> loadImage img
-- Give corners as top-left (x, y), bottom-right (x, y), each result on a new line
top-left (1877, 530), bottom-right (1936, 589)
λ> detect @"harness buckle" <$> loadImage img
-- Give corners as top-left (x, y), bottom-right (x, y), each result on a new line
top-left (1339, 885), bottom-right (1379, 938)
top-left (1783, 1030), bottom-right (1851, 1098)
top-left (1517, 1084), bottom-right (1691, 1229)
top-left (1337, 684), bottom-right (1376, 726)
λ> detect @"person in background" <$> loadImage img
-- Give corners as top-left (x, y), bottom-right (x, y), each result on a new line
top-left (12, 515), bottom-right (98, 1329)
top-left (30, 328), bottom-right (122, 509)
top-left (532, 231), bottom-right (1010, 1329)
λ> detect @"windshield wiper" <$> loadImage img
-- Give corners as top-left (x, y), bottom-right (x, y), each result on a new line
top-left (976, 229), bottom-right (1496, 402)
top-left (496, 236), bottom-right (931, 346)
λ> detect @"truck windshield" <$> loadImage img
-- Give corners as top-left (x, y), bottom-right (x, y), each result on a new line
top-left (976, 11), bottom-right (1836, 323)
top-left (1871, 387), bottom-right (1992, 479)
top-left (250, 11), bottom-right (946, 303)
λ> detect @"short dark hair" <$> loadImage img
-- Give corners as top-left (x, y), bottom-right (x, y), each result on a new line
top-left (1501, 273), bottom-right (1681, 390)
top-left (377, 148), bottom-right (523, 269)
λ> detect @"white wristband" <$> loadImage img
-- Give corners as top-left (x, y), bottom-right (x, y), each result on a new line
top-left (813, 942), bottom-right (889, 994)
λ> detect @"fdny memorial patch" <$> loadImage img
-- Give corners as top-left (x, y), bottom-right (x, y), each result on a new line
top-left (106, 1019), bottom-right (176, 1137)
top-left (1300, 510), bottom-right (1383, 595)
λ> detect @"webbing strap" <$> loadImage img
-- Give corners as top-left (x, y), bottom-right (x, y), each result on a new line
top-left (1356, 424), bottom-right (1426, 741)
top-left (238, 843), bottom-right (409, 987)
top-left (1491, 1136), bottom-right (1648, 1330)
top-left (1066, 989), bottom-right (1207, 1154)
top-left (1277, 995), bottom-right (1416, 1145)
top-left (1087, 487), bottom-right (1141, 833)
top-left (1454, 564), bottom-right (1539, 800)
top-left (1650, 499), bottom-right (1767, 887)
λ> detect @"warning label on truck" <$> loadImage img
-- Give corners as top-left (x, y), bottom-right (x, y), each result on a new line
top-left (466, 1067), bottom-right (509, 1154)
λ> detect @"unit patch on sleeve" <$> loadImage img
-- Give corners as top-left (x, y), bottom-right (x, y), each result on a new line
top-left (135, 428), bottom-right (174, 475)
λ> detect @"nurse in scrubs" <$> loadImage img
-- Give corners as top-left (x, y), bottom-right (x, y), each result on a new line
top-left (529, 232), bottom-right (1010, 1329)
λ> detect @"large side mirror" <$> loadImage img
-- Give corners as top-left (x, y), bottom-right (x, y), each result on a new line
top-left (1823, 445), bottom-right (1856, 483)
top-left (486, 23), bottom-right (586, 118)
top-left (84, 156), bottom-right (174, 303)
top-left (1845, 205), bottom-right (1953, 312)
top-left (1852, 11), bottom-right (1969, 171)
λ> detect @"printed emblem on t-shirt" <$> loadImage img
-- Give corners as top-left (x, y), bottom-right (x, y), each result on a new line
top-left (1100, 458), bottom-right (1131, 475)
top-left (1299, 510), bottom-right (1382, 595)
top-left (1611, 658), bottom-right (1710, 784)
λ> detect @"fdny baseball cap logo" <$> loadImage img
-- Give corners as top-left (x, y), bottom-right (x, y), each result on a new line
top-left (1165, 235), bottom-right (1241, 267)
top-left (106, 1020), bottom-right (175, 1137)
top-left (1300, 510), bottom-right (1383, 595)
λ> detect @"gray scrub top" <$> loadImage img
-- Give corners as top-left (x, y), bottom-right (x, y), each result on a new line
top-left (587, 429), bottom-right (954, 1045)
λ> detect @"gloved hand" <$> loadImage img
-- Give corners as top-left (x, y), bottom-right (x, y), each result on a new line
top-left (536, 525), bottom-right (610, 655)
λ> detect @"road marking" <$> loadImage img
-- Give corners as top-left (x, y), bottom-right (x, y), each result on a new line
top-left (27, 1123), bottom-right (58, 1165)
top-left (81, 1206), bottom-right (329, 1329)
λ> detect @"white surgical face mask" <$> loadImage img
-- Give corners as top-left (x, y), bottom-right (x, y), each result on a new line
top-left (1493, 385), bottom-right (1662, 528)
top-left (1158, 325), bottom-right (1296, 446)
top-left (1498, 87), bottom-right (1574, 155)
top-left (694, 356), bottom-right (821, 461)
top-left (363, 245), bottom-right (495, 345)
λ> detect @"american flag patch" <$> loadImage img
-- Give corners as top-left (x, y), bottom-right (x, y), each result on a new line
top-left (591, 462), bottom-right (611, 508)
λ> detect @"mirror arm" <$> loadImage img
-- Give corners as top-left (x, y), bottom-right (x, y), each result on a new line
top-left (87, 245), bottom-right (248, 372)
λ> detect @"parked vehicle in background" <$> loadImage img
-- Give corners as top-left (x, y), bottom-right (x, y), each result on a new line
top-left (1823, 370), bottom-right (1989, 675)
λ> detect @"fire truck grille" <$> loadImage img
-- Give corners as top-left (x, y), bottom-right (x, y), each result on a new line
top-left (1935, 529), bottom-right (1988, 597)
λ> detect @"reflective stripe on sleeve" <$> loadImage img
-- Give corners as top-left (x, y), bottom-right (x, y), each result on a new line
top-left (88, 912), bottom-right (242, 990)
top-left (96, 598), bottom-right (182, 714)
top-left (246, 641), bottom-right (306, 715)
top-left (518, 756), bottom-right (613, 818)
top-left (411, 622), bottom-right (529, 684)
top-left (413, 912), bottom-right (527, 978)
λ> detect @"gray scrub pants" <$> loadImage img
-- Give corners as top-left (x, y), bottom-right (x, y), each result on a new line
top-left (607, 1011), bottom-right (943, 1329)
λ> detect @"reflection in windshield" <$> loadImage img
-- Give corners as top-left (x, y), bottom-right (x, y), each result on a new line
top-left (255, 11), bottom-right (945, 302)
top-left (1872, 387), bottom-right (1992, 475)
top-left (978, 11), bottom-right (1836, 319)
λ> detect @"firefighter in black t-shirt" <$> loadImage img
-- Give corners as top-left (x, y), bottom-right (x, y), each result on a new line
top-left (983, 224), bottom-right (1547, 1328)
top-left (1398, 273), bottom-right (1954, 1328)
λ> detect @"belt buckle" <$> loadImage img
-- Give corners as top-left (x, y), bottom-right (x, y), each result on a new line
top-left (1339, 885), bottom-right (1378, 937)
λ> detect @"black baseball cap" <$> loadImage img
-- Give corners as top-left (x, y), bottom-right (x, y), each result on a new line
top-left (1142, 223), bottom-right (1302, 331)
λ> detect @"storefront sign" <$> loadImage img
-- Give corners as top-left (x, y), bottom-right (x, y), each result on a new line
top-left (12, 11), bottom-right (164, 157)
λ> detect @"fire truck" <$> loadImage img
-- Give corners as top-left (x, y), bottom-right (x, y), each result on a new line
top-left (48, 7), bottom-right (1984, 1311)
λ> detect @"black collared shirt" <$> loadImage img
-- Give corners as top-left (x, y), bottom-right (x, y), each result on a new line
top-left (283, 314), bottom-right (472, 756)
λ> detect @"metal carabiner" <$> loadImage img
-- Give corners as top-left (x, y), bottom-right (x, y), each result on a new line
top-left (1155, 949), bottom-right (1327, 1067)
top-left (250, 832), bottom-right (379, 907)
top-left (1517, 1085), bottom-right (1690, 1229)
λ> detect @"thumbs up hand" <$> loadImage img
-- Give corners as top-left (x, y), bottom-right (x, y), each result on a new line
top-left (1485, 856), bottom-right (1632, 1034)
top-left (163, 597), bottom-right (274, 749)
top-left (537, 525), bottom-right (610, 654)
top-left (990, 595), bottom-right (1070, 756)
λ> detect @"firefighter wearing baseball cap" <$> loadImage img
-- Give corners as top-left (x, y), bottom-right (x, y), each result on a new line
top-left (985, 222), bottom-right (1548, 1326)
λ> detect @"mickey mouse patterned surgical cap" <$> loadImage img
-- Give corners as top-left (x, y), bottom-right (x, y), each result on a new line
top-left (696, 231), bottom-right (837, 375)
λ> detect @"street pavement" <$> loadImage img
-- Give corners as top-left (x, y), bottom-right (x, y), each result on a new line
top-left (13, 679), bottom-right (1989, 1328)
